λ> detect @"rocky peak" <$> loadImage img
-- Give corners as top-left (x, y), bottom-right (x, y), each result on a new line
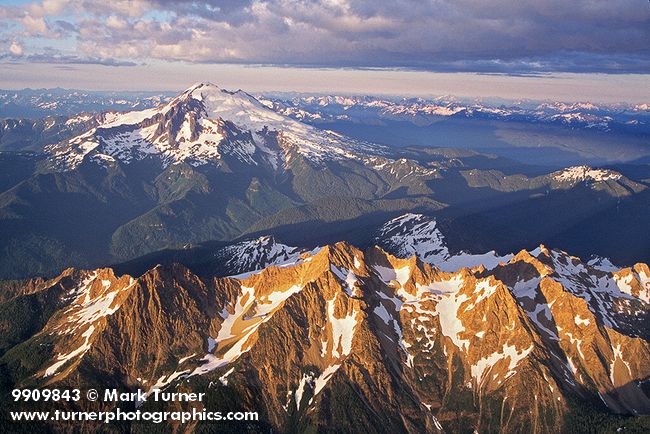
top-left (2, 240), bottom-right (649, 432)
top-left (375, 213), bottom-right (513, 272)
top-left (215, 235), bottom-right (311, 278)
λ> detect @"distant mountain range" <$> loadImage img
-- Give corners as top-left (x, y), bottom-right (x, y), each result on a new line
top-left (0, 83), bottom-right (648, 280)
top-left (261, 95), bottom-right (650, 168)
top-left (261, 94), bottom-right (650, 134)
top-left (3, 88), bottom-right (648, 134)
top-left (0, 88), bottom-right (173, 119)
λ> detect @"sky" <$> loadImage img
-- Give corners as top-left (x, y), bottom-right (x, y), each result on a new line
top-left (0, 0), bottom-right (649, 102)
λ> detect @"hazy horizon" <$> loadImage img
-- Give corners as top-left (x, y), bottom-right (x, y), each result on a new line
top-left (1, 63), bottom-right (649, 104)
top-left (1, 1), bottom-right (649, 104)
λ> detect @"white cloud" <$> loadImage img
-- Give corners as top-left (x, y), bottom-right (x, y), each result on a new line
top-left (20, 14), bottom-right (49, 35)
top-left (105, 15), bottom-right (129, 30)
top-left (9, 41), bottom-right (24, 56)
top-left (28, 0), bottom-right (70, 18)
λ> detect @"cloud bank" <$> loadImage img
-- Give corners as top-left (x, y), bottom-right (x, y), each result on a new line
top-left (0, 0), bottom-right (649, 73)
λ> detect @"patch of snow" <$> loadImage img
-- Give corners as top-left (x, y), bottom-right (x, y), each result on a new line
top-left (552, 166), bottom-right (622, 183)
top-left (295, 372), bottom-right (315, 409)
top-left (326, 295), bottom-right (360, 359)
top-left (441, 251), bottom-right (514, 272)
top-left (471, 343), bottom-right (533, 385)
top-left (191, 283), bottom-right (304, 376)
top-left (178, 353), bottom-right (196, 364)
top-left (373, 303), bottom-right (392, 324)
top-left (312, 364), bottom-right (341, 398)
top-left (44, 325), bottom-right (95, 377)
top-left (588, 257), bottom-right (620, 272)
top-left (330, 265), bottom-right (360, 297)
top-left (219, 367), bottom-right (235, 386)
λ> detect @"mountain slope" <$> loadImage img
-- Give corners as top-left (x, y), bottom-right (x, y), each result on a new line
top-left (0, 83), bottom-right (648, 280)
top-left (1, 241), bottom-right (648, 433)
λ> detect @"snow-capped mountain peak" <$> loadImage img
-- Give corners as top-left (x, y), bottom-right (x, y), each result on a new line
top-left (184, 82), bottom-right (287, 131)
top-left (375, 213), bottom-right (513, 272)
top-left (552, 165), bottom-right (622, 183)
top-left (45, 83), bottom-right (386, 171)
top-left (215, 235), bottom-right (317, 278)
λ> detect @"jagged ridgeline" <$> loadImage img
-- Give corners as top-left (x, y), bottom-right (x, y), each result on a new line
top-left (1, 240), bottom-right (648, 433)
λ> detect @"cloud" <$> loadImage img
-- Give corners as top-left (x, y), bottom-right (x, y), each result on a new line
top-left (20, 14), bottom-right (49, 35)
top-left (0, 45), bottom-right (137, 66)
top-left (105, 15), bottom-right (129, 30)
top-left (28, 0), bottom-right (70, 18)
top-left (0, 0), bottom-right (648, 74)
top-left (23, 52), bottom-right (138, 66)
top-left (9, 41), bottom-right (23, 56)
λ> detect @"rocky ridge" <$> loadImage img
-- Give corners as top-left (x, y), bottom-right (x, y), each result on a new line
top-left (1, 239), bottom-right (648, 433)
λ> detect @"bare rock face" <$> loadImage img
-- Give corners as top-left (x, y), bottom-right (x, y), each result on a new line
top-left (1, 241), bottom-right (649, 433)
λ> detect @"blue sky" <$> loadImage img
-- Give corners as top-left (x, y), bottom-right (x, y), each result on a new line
top-left (0, 1), bottom-right (649, 101)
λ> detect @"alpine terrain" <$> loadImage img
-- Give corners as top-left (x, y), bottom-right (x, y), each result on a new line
top-left (0, 83), bottom-right (649, 279)
top-left (1, 220), bottom-right (649, 432)
top-left (0, 83), bottom-right (649, 433)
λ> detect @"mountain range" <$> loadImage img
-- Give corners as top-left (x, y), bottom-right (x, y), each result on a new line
top-left (0, 88), bottom-right (172, 119)
top-left (259, 94), bottom-right (650, 168)
top-left (3, 88), bottom-right (648, 133)
top-left (0, 83), bottom-right (648, 432)
top-left (261, 94), bottom-right (650, 134)
top-left (3, 88), bottom-right (650, 168)
top-left (1, 229), bottom-right (648, 432)
top-left (0, 83), bottom-right (648, 280)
